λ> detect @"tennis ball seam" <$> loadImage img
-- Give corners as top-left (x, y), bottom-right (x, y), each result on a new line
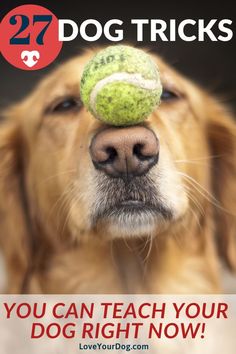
top-left (89, 72), bottom-right (162, 117)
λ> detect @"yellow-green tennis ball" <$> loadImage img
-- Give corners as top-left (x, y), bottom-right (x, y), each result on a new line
top-left (80, 45), bottom-right (162, 126)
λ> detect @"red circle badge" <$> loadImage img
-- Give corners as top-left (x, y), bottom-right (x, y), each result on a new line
top-left (0, 4), bottom-right (63, 70)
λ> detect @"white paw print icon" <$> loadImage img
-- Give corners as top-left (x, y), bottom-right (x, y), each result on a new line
top-left (21, 50), bottom-right (40, 68)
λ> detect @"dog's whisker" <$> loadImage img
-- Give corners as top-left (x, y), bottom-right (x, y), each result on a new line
top-left (39, 169), bottom-right (77, 186)
top-left (175, 160), bottom-right (210, 167)
top-left (142, 235), bottom-right (154, 264)
top-left (46, 183), bottom-right (74, 228)
top-left (184, 187), bottom-right (205, 216)
top-left (188, 204), bottom-right (203, 229)
top-left (51, 183), bottom-right (79, 241)
top-left (142, 236), bottom-right (152, 255)
top-left (179, 172), bottom-right (219, 202)
top-left (179, 172), bottom-right (236, 216)
top-left (59, 184), bottom-right (81, 238)
top-left (171, 230), bottom-right (185, 250)
top-left (175, 154), bottom-right (225, 162)
top-left (55, 186), bottom-right (74, 222)
top-left (122, 234), bottom-right (134, 252)
top-left (137, 235), bottom-right (152, 262)
top-left (57, 194), bottom-right (74, 239)
top-left (181, 175), bottom-right (222, 209)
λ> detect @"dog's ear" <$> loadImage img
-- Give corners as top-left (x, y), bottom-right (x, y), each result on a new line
top-left (0, 107), bottom-right (31, 292)
top-left (206, 97), bottom-right (236, 271)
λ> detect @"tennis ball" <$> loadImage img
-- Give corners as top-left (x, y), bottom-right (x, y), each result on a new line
top-left (80, 45), bottom-right (162, 126)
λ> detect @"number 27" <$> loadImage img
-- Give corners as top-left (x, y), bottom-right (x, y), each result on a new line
top-left (10, 14), bottom-right (53, 45)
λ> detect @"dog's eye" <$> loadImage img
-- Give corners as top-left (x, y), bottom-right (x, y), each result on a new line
top-left (161, 89), bottom-right (179, 101)
top-left (50, 97), bottom-right (82, 114)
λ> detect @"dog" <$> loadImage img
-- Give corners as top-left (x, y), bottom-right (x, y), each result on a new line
top-left (0, 48), bottom-right (235, 294)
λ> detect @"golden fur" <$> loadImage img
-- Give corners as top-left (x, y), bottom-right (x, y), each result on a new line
top-left (0, 48), bottom-right (235, 294)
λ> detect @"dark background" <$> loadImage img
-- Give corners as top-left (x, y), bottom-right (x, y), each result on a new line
top-left (0, 0), bottom-right (235, 112)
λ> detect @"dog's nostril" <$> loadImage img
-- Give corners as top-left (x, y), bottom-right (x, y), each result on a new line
top-left (133, 143), bottom-right (146, 161)
top-left (133, 143), bottom-right (158, 162)
top-left (104, 147), bottom-right (117, 164)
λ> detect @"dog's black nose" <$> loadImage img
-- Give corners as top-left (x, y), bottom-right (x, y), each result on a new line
top-left (90, 126), bottom-right (159, 179)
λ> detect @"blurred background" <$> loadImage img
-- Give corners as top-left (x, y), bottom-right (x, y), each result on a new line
top-left (0, 0), bottom-right (235, 112)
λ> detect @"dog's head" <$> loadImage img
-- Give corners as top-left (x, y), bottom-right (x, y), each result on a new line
top-left (0, 48), bottom-right (236, 291)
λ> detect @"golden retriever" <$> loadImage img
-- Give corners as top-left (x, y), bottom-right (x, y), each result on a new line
top-left (0, 47), bottom-right (235, 294)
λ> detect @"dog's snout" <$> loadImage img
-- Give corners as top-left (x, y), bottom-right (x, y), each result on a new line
top-left (90, 126), bottom-right (159, 179)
